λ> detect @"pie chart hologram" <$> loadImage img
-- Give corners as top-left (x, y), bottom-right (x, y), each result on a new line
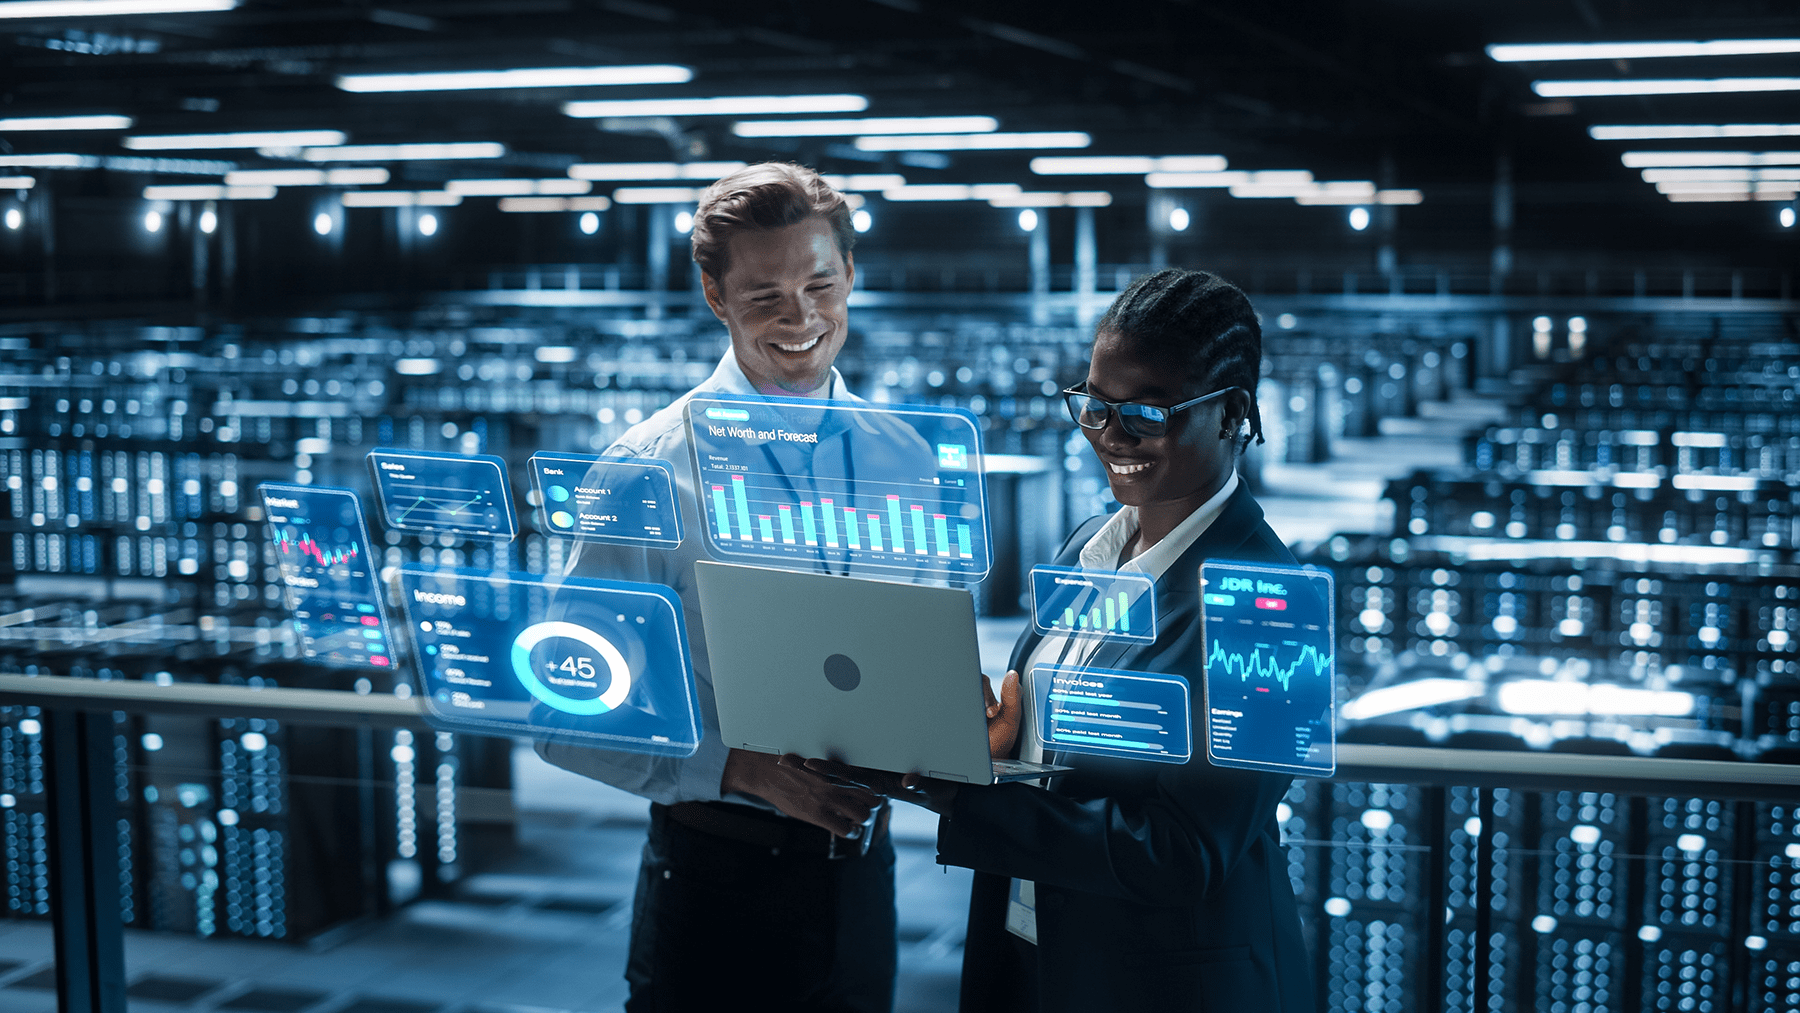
top-left (510, 620), bottom-right (632, 715)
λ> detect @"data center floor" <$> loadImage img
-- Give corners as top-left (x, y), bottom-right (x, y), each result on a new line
top-left (1256, 393), bottom-right (1508, 547)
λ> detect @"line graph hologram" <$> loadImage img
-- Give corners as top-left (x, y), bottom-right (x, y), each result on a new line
top-left (1205, 639), bottom-right (1332, 692)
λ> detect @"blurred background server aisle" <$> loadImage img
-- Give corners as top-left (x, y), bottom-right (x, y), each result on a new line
top-left (1293, 308), bottom-right (1799, 1013)
top-left (6, 298), bottom-right (1795, 1013)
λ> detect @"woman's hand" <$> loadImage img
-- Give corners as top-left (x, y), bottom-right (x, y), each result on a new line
top-left (984, 670), bottom-right (1022, 758)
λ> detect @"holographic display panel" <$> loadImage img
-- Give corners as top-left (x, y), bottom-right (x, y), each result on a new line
top-left (396, 565), bottom-right (700, 756)
top-left (1030, 565), bottom-right (1157, 643)
top-left (259, 483), bottom-right (393, 669)
top-left (1031, 664), bottom-right (1192, 764)
top-left (685, 393), bottom-right (991, 580)
top-left (529, 452), bottom-right (682, 548)
top-left (367, 448), bottom-right (518, 539)
top-left (1200, 560), bottom-right (1337, 777)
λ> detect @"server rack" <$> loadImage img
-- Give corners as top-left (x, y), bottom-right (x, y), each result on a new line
top-left (1307, 309), bottom-right (1800, 1012)
top-left (8, 301), bottom-right (1795, 1013)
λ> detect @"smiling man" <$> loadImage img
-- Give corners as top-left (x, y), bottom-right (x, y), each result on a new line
top-left (695, 179), bottom-right (852, 396)
top-left (536, 163), bottom-right (898, 1012)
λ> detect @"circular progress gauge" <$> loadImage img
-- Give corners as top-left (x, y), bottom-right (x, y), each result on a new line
top-left (509, 620), bottom-right (632, 715)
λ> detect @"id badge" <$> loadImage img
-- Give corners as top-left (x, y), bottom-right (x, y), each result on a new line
top-left (1005, 878), bottom-right (1038, 945)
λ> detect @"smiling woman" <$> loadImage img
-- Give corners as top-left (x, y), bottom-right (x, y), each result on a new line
top-left (1078, 268), bottom-right (1266, 558)
top-left (848, 269), bottom-right (1316, 1013)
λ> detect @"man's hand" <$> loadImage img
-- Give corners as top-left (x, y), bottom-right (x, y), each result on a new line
top-left (719, 747), bottom-right (881, 838)
top-left (802, 758), bottom-right (960, 817)
top-left (984, 670), bottom-right (1022, 758)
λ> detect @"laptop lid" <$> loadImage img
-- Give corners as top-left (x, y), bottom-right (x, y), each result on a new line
top-left (694, 560), bottom-right (997, 785)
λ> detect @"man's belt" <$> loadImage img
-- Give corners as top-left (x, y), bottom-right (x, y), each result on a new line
top-left (658, 800), bottom-right (888, 860)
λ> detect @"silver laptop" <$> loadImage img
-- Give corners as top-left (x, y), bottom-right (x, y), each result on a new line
top-left (694, 561), bottom-right (1070, 785)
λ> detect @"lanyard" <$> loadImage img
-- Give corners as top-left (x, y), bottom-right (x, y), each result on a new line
top-left (751, 424), bottom-right (858, 577)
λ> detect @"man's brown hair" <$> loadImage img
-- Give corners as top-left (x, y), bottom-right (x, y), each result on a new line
top-left (690, 162), bottom-right (855, 281)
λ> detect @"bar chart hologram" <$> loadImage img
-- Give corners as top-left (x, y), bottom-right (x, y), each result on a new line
top-left (1030, 566), bottom-right (1157, 643)
top-left (686, 395), bottom-right (991, 579)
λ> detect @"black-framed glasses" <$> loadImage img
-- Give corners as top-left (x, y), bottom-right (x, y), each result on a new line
top-left (1061, 385), bottom-right (1241, 439)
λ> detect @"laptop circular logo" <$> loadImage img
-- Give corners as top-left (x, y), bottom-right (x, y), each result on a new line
top-left (823, 653), bottom-right (861, 692)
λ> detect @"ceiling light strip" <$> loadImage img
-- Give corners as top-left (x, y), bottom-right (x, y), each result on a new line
top-left (1293, 192), bottom-right (1369, 205)
top-left (564, 95), bottom-right (869, 118)
top-left (142, 184), bottom-right (274, 200)
top-left (1489, 39), bottom-right (1800, 62)
top-left (855, 132), bottom-right (1089, 151)
top-left (0, 114), bottom-right (132, 130)
top-left (447, 178), bottom-right (592, 196)
top-left (567, 161), bottom-right (746, 181)
top-left (498, 196), bottom-right (614, 213)
top-left (224, 168), bottom-right (391, 186)
top-left (340, 191), bottom-right (463, 207)
top-left (609, 187), bottom-right (707, 204)
top-left (986, 191), bottom-right (1113, 207)
top-left (1146, 171), bottom-right (1248, 188)
top-left (1623, 151), bottom-right (1800, 167)
top-left (125, 130), bottom-right (345, 150)
top-left (733, 116), bottom-right (998, 137)
top-left (1034, 155), bottom-right (1227, 175)
top-left (300, 142), bottom-right (505, 161)
top-left (0, 0), bottom-right (234, 17)
top-left (820, 174), bottom-right (907, 191)
top-left (1591, 124), bottom-right (1800, 141)
top-left (1664, 190), bottom-right (1797, 202)
top-left (1655, 180), bottom-right (1799, 195)
top-left (338, 65), bottom-right (692, 93)
top-left (1149, 170), bottom-right (1311, 189)
top-left (1641, 167), bottom-right (1800, 182)
top-left (0, 153), bottom-right (95, 168)
top-left (882, 184), bottom-right (1023, 201)
top-left (1230, 183), bottom-right (1324, 198)
top-left (0, 153), bottom-right (234, 173)
top-left (1533, 78), bottom-right (1800, 98)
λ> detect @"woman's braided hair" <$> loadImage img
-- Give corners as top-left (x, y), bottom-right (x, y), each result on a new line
top-left (1093, 267), bottom-right (1265, 448)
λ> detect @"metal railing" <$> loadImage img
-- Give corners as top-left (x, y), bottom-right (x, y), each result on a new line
top-left (7, 671), bottom-right (1800, 1013)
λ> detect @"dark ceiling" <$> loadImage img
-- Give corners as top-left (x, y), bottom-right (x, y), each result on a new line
top-left (3, 0), bottom-right (1799, 266)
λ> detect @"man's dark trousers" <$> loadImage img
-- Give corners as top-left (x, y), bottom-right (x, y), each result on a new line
top-left (624, 803), bottom-right (897, 1013)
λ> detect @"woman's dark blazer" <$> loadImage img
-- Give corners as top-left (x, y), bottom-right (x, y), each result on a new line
top-left (940, 483), bottom-right (1315, 1013)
